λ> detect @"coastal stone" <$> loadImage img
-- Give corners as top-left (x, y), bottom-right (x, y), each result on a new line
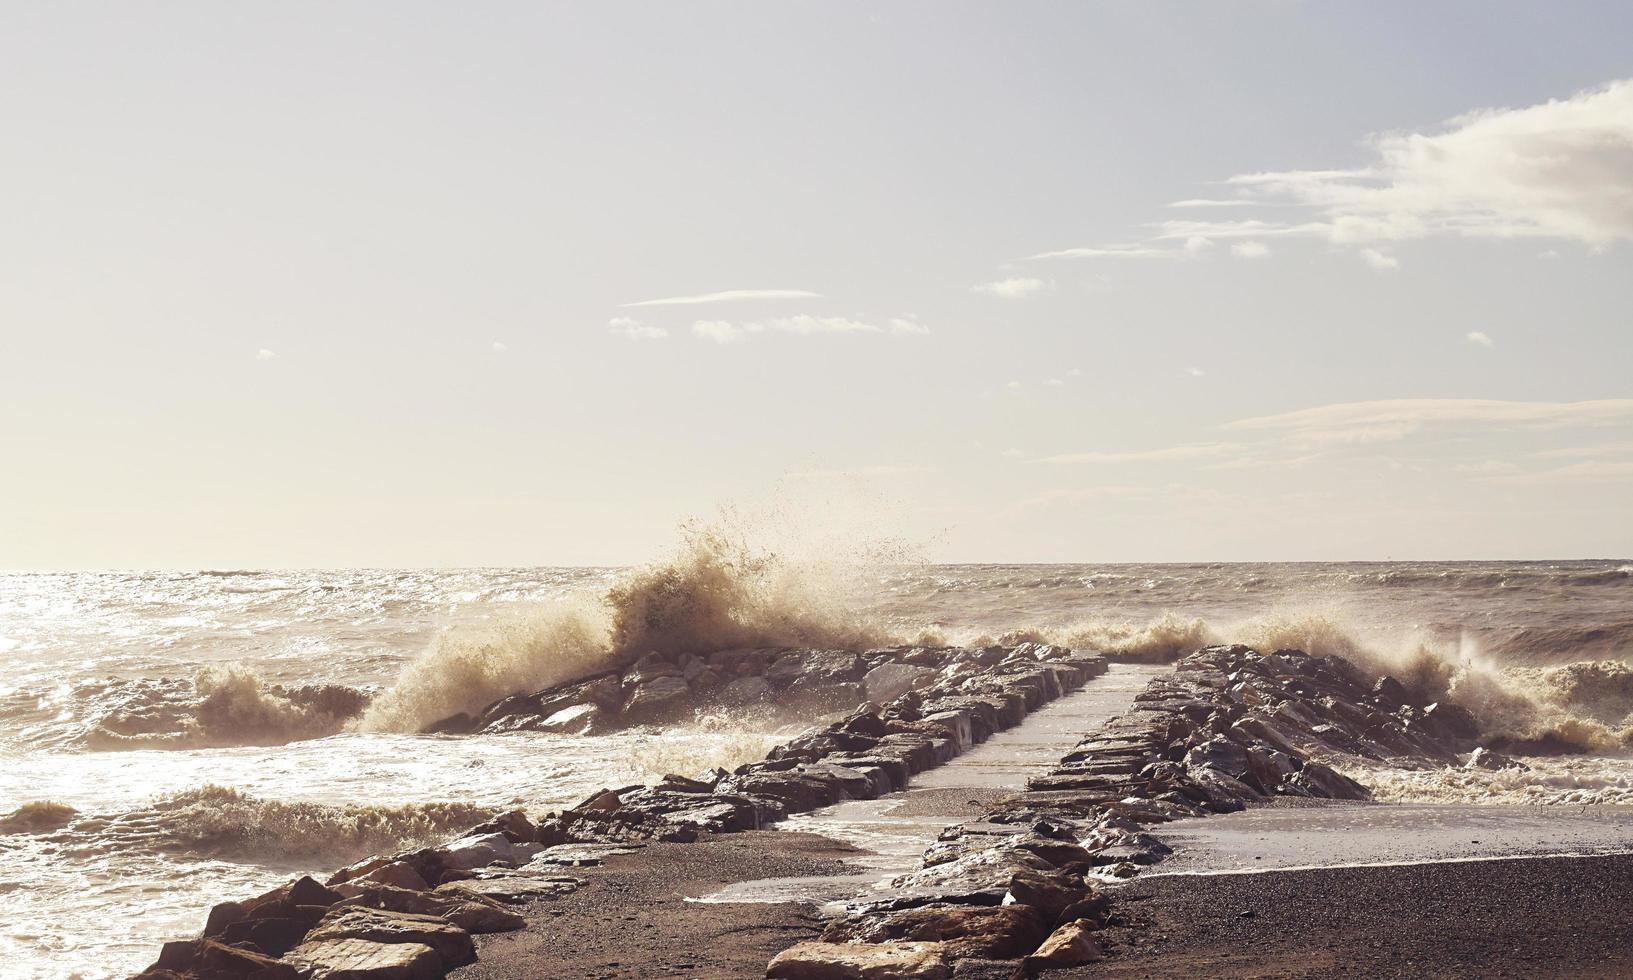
top-left (766, 940), bottom-right (952, 980)
top-left (864, 663), bottom-right (937, 703)
top-left (304, 906), bottom-right (475, 968)
top-left (1022, 919), bottom-right (1104, 971)
top-left (353, 862), bottom-right (431, 892)
top-left (285, 937), bottom-right (442, 980)
top-left (537, 702), bottom-right (607, 735)
top-left (335, 882), bottom-right (525, 933)
top-left (1466, 747), bottom-right (1530, 771)
top-left (823, 904), bottom-right (1049, 960)
top-left (435, 873), bottom-right (582, 903)
top-left (720, 675), bottom-right (773, 704)
top-left (622, 675), bottom-right (691, 719)
top-left (439, 832), bottom-right (543, 870)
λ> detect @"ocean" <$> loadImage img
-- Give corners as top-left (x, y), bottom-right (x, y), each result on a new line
top-left (2, 558), bottom-right (1631, 978)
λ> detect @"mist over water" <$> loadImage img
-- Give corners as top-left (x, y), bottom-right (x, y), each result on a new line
top-left (2, 553), bottom-right (1630, 978)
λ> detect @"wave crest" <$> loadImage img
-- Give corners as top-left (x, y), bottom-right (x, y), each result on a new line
top-left (85, 667), bottom-right (369, 750)
top-left (359, 518), bottom-right (891, 732)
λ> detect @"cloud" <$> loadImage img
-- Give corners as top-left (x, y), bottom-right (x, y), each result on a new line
top-left (1066, 367), bottom-right (1083, 377)
top-left (1466, 330), bottom-right (1495, 348)
top-left (690, 314), bottom-right (923, 343)
top-left (1032, 78), bottom-right (1633, 265)
top-left (1227, 398), bottom-right (1633, 444)
top-left (1044, 378), bottom-right (1065, 387)
top-left (1198, 79), bottom-right (1633, 246)
top-left (621, 289), bottom-right (822, 307)
top-left (1024, 244), bottom-right (1182, 260)
top-left (1230, 241), bottom-right (1271, 259)
top-left (490, 340), bottom-right (508, 353)
top-left (1185, 366), bottom-right (1205, 378)
top-left (1036, 442), bottom-right (1242, 464)
top-left (974, 277), bottom-right (1050, 299)
top-left (608, 316), bottom-right (668, 341)
top-left (255, 348), bottom-right (276, 361)
top-left (1360, 248), bottom-right (1400, 270)
top-left (1536, 441), bottom-right (1633, 459)
top-left (1495, 460), bottom-right (1633, 484)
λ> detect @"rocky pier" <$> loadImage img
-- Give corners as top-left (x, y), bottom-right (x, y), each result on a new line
top-left (126, 641), bottom-right (1489, 979)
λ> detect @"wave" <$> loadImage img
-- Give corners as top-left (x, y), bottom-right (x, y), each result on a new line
top-left (81, 667), bottom-right (370, 750)
top-left (20, 785), bottom-right (493, 864)
top-left (357, 518), bottom-right (893, 732)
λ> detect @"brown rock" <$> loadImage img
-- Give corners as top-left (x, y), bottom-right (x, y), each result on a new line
top-left (285, 937), bottom-right (442, 980)
top-left (766, 940), bottom-right (952, 979)
top-left (303, 906), bottom-right (475, 968)
top-left (1022, 919), bottom-right (1104, 972)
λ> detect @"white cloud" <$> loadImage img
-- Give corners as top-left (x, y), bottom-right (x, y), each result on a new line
top-left (491, 340), bottom-right (508, 353)
top-left (1199, 79), bottom-right (1633, 246)
top-left (1183, 235), bottom-right (1214, 254)
top-left (621, 289), bottom-right (821, 307)
top-left (1536, 441), bottom-right (1633, 459)
top-left (1036, 442), bottom-right (1241, 464)
top-left (974, 277), bottom-right (1050, 299)
top-left (1227, 398), bottom-right (1633, 443)
top-left (1005, 380), bottom-right (1023, 390)
top-left (608, 316), bottom-right (669, 341)
top-left (1231, 241), bottom-right (1271, 259)
top-left (1000, 448), bottom-right (1026, 459)
top-left (255, 348), bottom-right (276, 361)
top-left (1185, 366), bottom-right (1205, 377)
top-left (1360, 248), bottom-right (1400, 270)
top-left (1066, 367), bottom-right (1083, 377)
top-left (690, 314), bottom-right (923, 343)
top-left (1466, 330), bottom-right (1495, 348)
top-left (1024, 244), bottom-right (1181, 260)
top-left (1044, 378), bottom-right (1065, 386)
top-left (692, 320), bottom-right (744, 343)
top-left (1496, 461), bottom-right (1633, 484)
top-left (1044, 78), bottom-right (1633, 263)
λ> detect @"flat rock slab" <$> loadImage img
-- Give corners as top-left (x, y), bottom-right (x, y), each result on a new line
top-left (767, 940), bottom-right (952, 979)
top-left (528, 842), bottom-right (644, 867)
top-left (285, 937), bottom-right (442, 980)
top-left (437, 874), bottom-right (583, 903)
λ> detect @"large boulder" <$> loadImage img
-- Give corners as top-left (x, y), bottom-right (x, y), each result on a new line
top-left (284, 937), bottom-right (443, 980)
top-left (863, 663), bottom-right (936, 703)
top-left (333, 882), bottom-right (525, 933)
top-left (439, 833), bottom-right (543, 870)
top-left (622, 675), bottom-right (691, 720)
top-left (821, 903), bottom-right (1048, 960)
top-left (766, 940), bottom-right (952, 980)
top-left (302, 906), bottom-right (475, 969)
top-left (1022, 919), bottom-right (1105, 972)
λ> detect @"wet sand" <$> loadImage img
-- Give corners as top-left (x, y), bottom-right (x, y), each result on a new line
top-left (453, 831), bottom-right (860, 980)
top-left (1078, 852), bottom-right (1633, 979)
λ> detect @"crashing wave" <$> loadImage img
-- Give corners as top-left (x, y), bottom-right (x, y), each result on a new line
top-left (81, 667), bottom-right (370, 750)
top-left (358, 520), bottom-right (892, 732)
top-left (21, 785), bottom-right (493, 864)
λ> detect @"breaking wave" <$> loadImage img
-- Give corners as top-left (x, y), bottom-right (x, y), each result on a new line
top-left (359, 519), bottom-right (893, 732)
top-left (24, 785), bottom-right (493, 863)
top-left (81, 667), bottom-right (370, 750)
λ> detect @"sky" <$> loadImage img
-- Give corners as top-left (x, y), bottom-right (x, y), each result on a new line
top-left (2, 1), bottom-right (1631, 568)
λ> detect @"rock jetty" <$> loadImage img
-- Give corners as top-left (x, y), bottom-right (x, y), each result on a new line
top-left (768, 644), bottom-right (1481, 978)
top-left (127, 641), bottom-right (1490, 979)
top-left (129, 642), bottom-right (1108, 979)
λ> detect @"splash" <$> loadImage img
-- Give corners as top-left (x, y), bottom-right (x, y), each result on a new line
top-left (0, 800), bottom-right (78, 834)
top-left (985, 614), bottom-right (1215, 663)
top-left (83, 667), bottom-right (370, 750)
top-left (359, 514), bottom-right (897, 732)
top-left (53, 785), bottom-right (494, 863)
